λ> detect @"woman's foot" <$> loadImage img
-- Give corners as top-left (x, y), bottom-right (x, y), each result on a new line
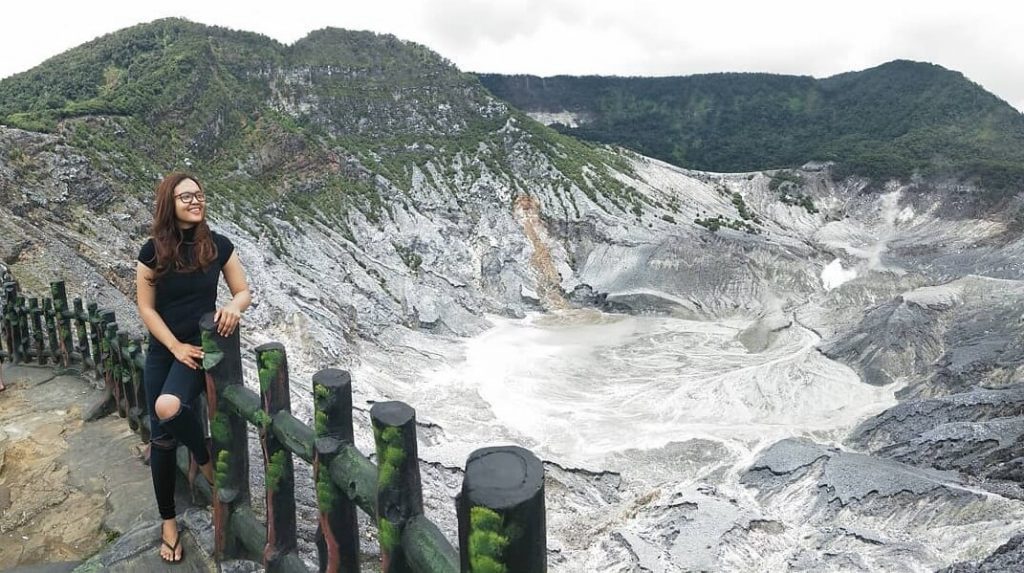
top-left (159, 519), bottom-right (183, 563)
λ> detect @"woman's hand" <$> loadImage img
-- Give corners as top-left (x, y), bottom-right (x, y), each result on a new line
top-left (214, 304), bottom-right (242, 337)
top-left (171, 341), bottom-right (205, 370)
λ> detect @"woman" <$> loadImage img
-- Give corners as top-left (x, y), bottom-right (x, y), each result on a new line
top-left (136, 172), bottom-right (251, 563)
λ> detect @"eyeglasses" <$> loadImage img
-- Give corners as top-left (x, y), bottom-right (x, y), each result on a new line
top-left (174, 192), bottom-right (206, 204)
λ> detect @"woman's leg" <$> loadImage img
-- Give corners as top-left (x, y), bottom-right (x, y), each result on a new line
top-left (154, 357), bottom-right (212, 489)
top-left (153, 361), bottom-right (208, 462)
top-left (142, 344), bottom-right (184, 562)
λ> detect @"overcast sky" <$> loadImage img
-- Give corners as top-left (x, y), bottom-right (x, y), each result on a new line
top-left (4, 0), bottom-right (1022, 111)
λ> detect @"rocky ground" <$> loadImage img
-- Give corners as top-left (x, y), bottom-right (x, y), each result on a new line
top-left (0, 363), bottom-right (223, 572)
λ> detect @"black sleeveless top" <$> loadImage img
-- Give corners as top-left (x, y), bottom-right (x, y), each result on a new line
top-left (137, 227), bottom-right (234, 345)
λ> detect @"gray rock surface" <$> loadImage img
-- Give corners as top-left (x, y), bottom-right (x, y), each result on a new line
top-left (874, 416), bottom-right (1024, 487)
top-left (739, 438), bottom-right (1024, 572)
top-left (5, 563), bottom-right (81, 573)
top-left (940, 533), bottom-right (1024, 573)
top-left (820, 276), bottom-right (1024, 393)
top-left (71, 508), bottom-right (225, 573)
top-left (849, 386), bottom-right (1024, 450)
top-left (744, 438), bottom-right (963, 505)
top-left (0, 364), bottom-right (228, 571)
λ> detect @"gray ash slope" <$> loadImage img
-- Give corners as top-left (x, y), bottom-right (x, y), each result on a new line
top-left (2, 18), bottom-right (1024, 572)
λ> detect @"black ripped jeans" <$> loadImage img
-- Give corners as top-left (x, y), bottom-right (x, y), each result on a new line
top-left (144, 336), bottom-right (210, 520)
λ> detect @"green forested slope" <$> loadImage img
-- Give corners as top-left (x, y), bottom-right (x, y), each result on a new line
top-left (479, 61), bottom-right (1024, 192)
top-left (0, 18), bottom-right (643, 227)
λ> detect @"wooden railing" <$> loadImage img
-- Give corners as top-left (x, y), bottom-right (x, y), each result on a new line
top-left (1, 278), bottom-right (547, 572)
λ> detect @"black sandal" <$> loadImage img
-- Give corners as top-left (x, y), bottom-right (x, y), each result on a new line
top-left (161, 532), bottom-right (184, 564)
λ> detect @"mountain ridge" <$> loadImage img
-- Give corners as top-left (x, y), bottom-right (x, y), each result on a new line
top-left (478, 60), bottom-right (1024, 193)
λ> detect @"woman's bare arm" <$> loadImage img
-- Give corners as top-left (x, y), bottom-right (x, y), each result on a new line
top-left (213, 251), bottom-right (251, 337)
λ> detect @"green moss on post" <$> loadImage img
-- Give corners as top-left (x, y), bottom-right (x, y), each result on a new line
top-left (215, 450), bottom-right (231, 489)
top-left (376, 427), bottom-right (406, 489)
top-left (458, 446), bottom-right (546, 573)
top-left (255, 341), bottom-right (298, 570)
top-left (316, 471), bottom-right (336, 509)
top-left (210, 411), bottom-right (231, 443)
top-left (266, 450), bottom-right (287, 492)
top-left (201, 330), bottom-right (224, 369)
top-left (468, 507), bottom-right (508, 573)
top-left (314, 383), bottom-right (330, 400)
top-left (371, 401), bottom-right (423, 573)
top-left (257, 346), bottom-right (284, 392)
top-left (314, 409), bottom-right (328, 436)
top-left (311, 368), bottom-right (359, 572)
top-left (253, 409), bottom-right (272, 429)
top-left (378, 518), bottom-right (400, 552)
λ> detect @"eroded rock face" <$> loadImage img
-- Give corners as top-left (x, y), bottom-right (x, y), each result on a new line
top-left (820, 276), bottom-right (1024, 393)
top-left (739, 438), bottom-right (1024, 572)
top-left (876, 417), bottom-right (1024, 489)
top-left (850, 387), bottom-right (1024, 450)
top-left (941, 533), bottom-right (1024, 573)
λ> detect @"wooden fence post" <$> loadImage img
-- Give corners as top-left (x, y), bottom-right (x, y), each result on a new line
top-left (29, 298), bottom-right (45, 365)
top-left (105, 321), bottom-right (127, 418)
top-left (117, 331), bottom-right (138, 431)
top-left (458, 446), bottom-right (546, 573)
top-left (371, 401), bottom-right (423, 573)
top-left (51, 281), bottom-right (73, 368)
top-left (16, 295), bottom-right (30, 363)
top-left (2, 282), bottom-right (18, 364)
top-left (200, 312), bottom-right (250, 560)
top-left (312, 368), bottom-right (360, 573)
top-left (0, 281), bottom-right (15, 388)
top-left (72, 297), bottom-right (90, 370)
top-left (127, 337), bottom-right (149, 442)
top-left (87, 302), bottom-right (103, 381)
top-left (256, 342), bottom-right (299, 570)
top-left (44, 298), bottom-right (60, 366)
top-left (81, 307), bottom-right (116, 422)
top-left (98, 310), bottom-right (115, 383)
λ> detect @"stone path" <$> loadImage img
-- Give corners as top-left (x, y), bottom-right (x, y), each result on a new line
top-left (0, 364), bottom-right (229, 571)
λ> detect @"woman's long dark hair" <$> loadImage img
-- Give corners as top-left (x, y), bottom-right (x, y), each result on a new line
top-left (148, 171), bottom-right (217, 284)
